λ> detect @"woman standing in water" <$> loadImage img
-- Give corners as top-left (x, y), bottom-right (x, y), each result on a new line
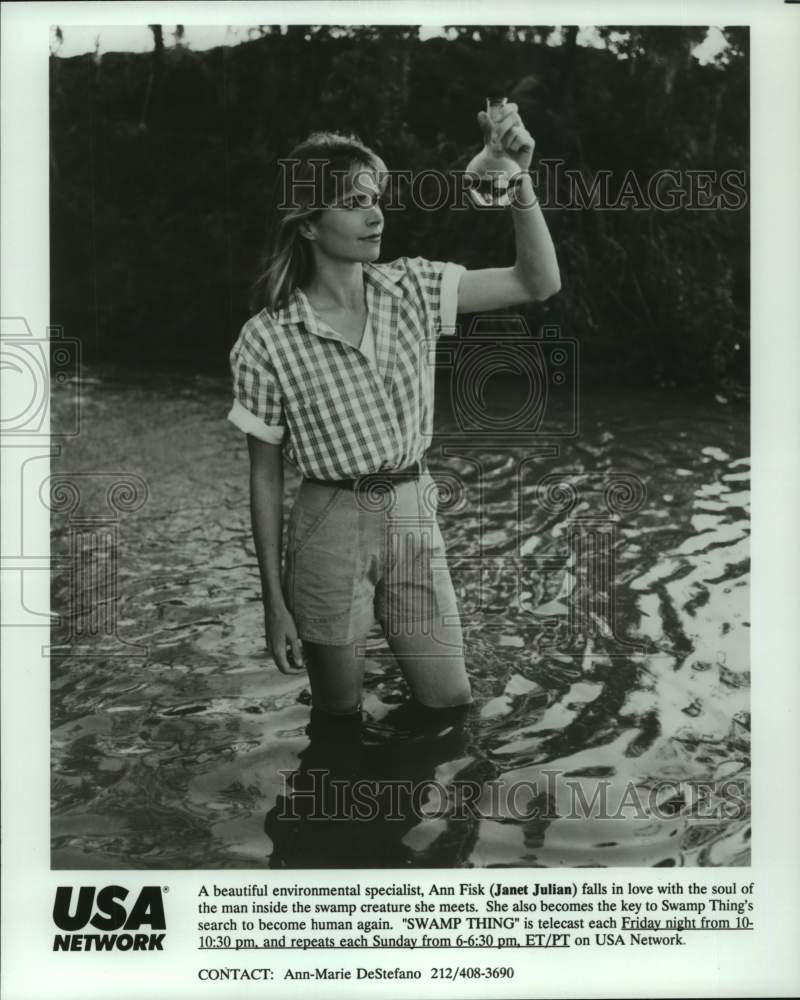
top-left (229, 102), bottom-right (560, 726)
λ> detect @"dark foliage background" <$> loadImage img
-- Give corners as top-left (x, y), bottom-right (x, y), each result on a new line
top-left (49, 25), bottom-right (748, 389)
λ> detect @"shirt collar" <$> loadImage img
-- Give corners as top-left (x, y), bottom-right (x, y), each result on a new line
top-left (274, 262), bottom-right (403, 332)
top-left (363, 261), bottom-right (404, 299)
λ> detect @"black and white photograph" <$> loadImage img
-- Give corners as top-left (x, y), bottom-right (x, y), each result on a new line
top-left (1, 2), bottom-right (799, 998)
top-left (43, 19), bottom-right (752, 870)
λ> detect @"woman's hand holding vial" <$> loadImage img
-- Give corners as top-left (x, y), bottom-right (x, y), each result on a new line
top-left (467, 98), bottom-right (536, 207)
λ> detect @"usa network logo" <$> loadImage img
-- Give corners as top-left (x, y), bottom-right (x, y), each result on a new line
top-left (52, 885), bottom-right (167, 952)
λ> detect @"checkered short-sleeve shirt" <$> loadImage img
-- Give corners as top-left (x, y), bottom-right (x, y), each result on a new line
top-left (228, 256), bottom-right (464, 480)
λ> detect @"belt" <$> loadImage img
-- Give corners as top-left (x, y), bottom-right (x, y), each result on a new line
top-left (303, 458), bottom-right (428, 491)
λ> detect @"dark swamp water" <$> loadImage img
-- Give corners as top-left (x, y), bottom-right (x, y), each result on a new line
top-left (50, 368), bottom-right (750, 869)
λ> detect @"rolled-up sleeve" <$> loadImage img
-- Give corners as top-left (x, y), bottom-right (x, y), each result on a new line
top-left (228, 319), bottom-right (287, 444)
top-left (401, 256), bottom-right (466, 338)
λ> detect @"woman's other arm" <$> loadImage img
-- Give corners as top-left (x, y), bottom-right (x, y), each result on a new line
top-left (457, 103), bottom-right (561, 313)
top-left (247, 435), bottom-right (304, 673)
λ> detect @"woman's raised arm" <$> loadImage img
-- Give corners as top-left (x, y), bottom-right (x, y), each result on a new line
top-left (456, 103), bottom-right (561, 313)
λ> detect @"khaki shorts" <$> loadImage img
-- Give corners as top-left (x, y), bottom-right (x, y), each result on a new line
top-left (282, 472), bottom-right (460, 645)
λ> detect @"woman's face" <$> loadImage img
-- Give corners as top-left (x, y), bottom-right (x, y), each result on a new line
top-left (304, 164), bottom-right (384, 263)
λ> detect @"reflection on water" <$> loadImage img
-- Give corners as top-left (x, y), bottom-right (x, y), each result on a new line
top-left (50, 370), bottom-right (749, 868)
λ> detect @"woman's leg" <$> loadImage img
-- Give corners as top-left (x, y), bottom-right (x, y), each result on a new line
top-left (385, 615), bottom-right (472, 709)
top-left (287, 481), bottom-right (373, 714)
top-left (302, 638), bottom-right (366, 715)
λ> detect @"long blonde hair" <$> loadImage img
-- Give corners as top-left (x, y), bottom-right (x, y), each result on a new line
top-left (250, 131), bottom-right (385, 315)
